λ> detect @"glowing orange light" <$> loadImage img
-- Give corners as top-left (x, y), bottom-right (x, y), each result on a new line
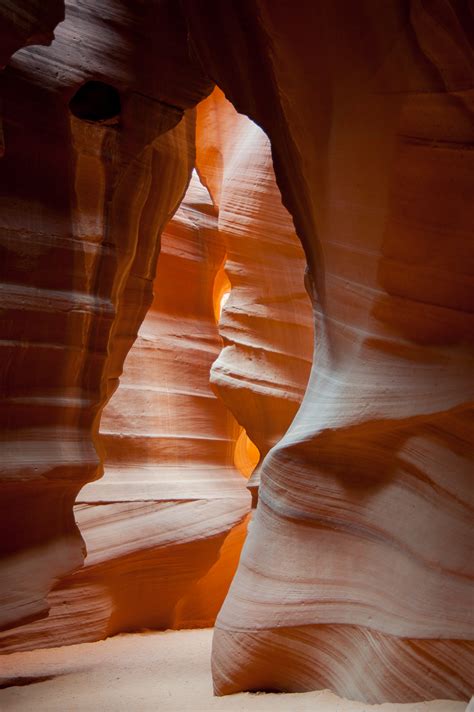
top-left (233, 427), bottom-right (260, 479)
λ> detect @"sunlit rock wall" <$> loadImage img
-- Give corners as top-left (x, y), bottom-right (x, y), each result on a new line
top-left (77, 170), bottom-right (250, 637)
top-left (0, 172), bottom-right (250, 650)
top-left (183, 0), bottom-right (474, 703)
top-left (0, 83), bottom-right (315, 649)
top-left (196, 89), bottom-right (314, 501)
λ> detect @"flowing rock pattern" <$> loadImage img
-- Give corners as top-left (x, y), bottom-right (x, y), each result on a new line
top-left (196, 89), bottom-right (314, 501)
top-left (1, 0), bottom-right (473, 705)
top-left (0, 172), bottom-right (251, 651)
top-left (183, 0), bottom-right (474, 703)
top-left (0, 0), bottom-right (211, 632)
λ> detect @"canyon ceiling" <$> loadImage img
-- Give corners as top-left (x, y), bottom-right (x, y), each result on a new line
top-left (0, 0), bottom-right (473, 705)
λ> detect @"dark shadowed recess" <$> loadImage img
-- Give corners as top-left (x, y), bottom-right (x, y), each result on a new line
top-left (69, 80), bottom-right (121, 122)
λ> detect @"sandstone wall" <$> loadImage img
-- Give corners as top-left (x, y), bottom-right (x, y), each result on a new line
top-left (0, 172), bottom-right (251, 650)
top-left (0, 0), bottom-right (210, 631)
top-left (1, 1), bottom-right (472, 704)
top-left (196, 89), bottom-right (314, 502)
top-left (184, 0), bottom-right (474, 702)
top-left (0, 84), bottom-right (314, 650)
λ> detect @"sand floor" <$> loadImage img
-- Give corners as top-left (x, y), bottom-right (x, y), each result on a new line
top-left (0, 628), bottom-right (468, 712)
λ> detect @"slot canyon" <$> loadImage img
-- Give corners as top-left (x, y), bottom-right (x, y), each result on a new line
top-left (0, 2), bottom-right (473, 711)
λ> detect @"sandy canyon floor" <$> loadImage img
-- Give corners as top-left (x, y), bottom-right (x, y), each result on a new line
top-left (0, 629), bottom-right (468, 711)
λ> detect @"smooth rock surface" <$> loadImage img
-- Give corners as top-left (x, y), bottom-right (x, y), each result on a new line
top-left (183, 1), bottom-right (474, 702)
top-left (0, 0), bottom-right (211, 632)
top-left (1, 0), bottom-right (473, 705)
top-left (196, 88), bottom-right (314, 500)
top-left (0, 172), bottom-right (251, 651)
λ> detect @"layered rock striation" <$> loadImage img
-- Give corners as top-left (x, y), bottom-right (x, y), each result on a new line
top-left (0, 171), bottom-right (251, 651)
top-left (184, 0), bottom-right (474, 703)
top-left (196, 89), bottom-right (314, 501)
top-left (1, 0), bottom-right (473, 705)
top-left (0, 0), bottom-right (211, 632)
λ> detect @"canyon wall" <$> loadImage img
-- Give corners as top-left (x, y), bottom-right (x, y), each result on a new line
top-left (1, 0), bottom-right (473, 705)
top-left (196, 89), bottom-right (314, 502)
top-left (183, 0), bottom-right (474, 703)
top-left (0, 171), bottom-right (251, 651)
top-left (0, 0), bottom-right (211, 632)
top-left (0, 1), bottom-right (64, 69)
top-left (0, 85), bottom-right (313, 651)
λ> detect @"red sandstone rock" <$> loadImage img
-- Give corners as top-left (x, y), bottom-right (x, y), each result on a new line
top-left (183, 0), bottom-right (474, 703)
top-left (0, 0), bottom-right (211, 632)
top-left (1, 0), bottom-right (473, 705)
top-left (0, 171), bottom-right (251, 650)
top-left (0, 1), bottom-right (64, 69)
top-left (196, 89), bottom-right (314, 502)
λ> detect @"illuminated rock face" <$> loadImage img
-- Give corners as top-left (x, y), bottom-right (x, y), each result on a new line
top-left (196, 89), bottom-right (314, 501)
top-left (0, 87), bottom-right (312, 649)
top-left (1, 0), bottom-right (473, 705)
top-left (183, 1), bottom-right (474, 703)
top-left (0, 171), bottom-right (251, 651)
top-left (74, 171), bottom-right (251, 637)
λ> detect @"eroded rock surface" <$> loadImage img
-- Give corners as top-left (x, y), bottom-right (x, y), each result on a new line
top-left (1, 0), bottom-right (473, 705)
top-left (0, 0), bottom-right (211, 631)
top-left (196, 89), bottom-right (314, 501)
top-left (183, 0), bottom-right (474, 703)
top-left (0, 172), bottom-right (251, 650)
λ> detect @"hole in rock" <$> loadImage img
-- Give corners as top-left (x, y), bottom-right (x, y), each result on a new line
top-left (69, 80), bottom-right (121, 122)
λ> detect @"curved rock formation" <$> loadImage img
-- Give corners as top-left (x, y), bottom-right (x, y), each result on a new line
top-left (0, 171), bottom-right (251, 651)
top-left (0, 1), bottom-right (64, 69)
top-left (183, 0), bottom-right (474, 703)
top-left (196, 88), bottom-right (314, 501)
top-left (1, 0), bottom-right (473, 705)
top-left (0, 0), bottom-right (211, 631)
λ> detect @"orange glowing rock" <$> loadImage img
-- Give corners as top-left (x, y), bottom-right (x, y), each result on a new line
top-left (197, 88), bottom-right (314, 502)
top-left (0, 171), bottom-right (251, 650)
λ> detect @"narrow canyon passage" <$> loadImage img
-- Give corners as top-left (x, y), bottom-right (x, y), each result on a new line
top-left (0, 90), bottom-right (314, 652)
top-left (0, 1), bottom-right (473, 709)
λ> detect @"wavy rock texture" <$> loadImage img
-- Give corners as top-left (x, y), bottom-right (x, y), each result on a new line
top-left (1, 0), bottom-right (473, 705)
top-left (0, 1), bottom-right (64, 70)
top-left (0, 0), bottom-right (211, 632)
top-left (0, 171), bottom-right (251, 651)
top-left (183, 0), bottom-right (474, 703)
top-left (196, 89), bottom-right (314, 501)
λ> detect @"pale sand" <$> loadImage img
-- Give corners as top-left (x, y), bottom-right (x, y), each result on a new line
top-left (0, 629), bottom-right (468, 712)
